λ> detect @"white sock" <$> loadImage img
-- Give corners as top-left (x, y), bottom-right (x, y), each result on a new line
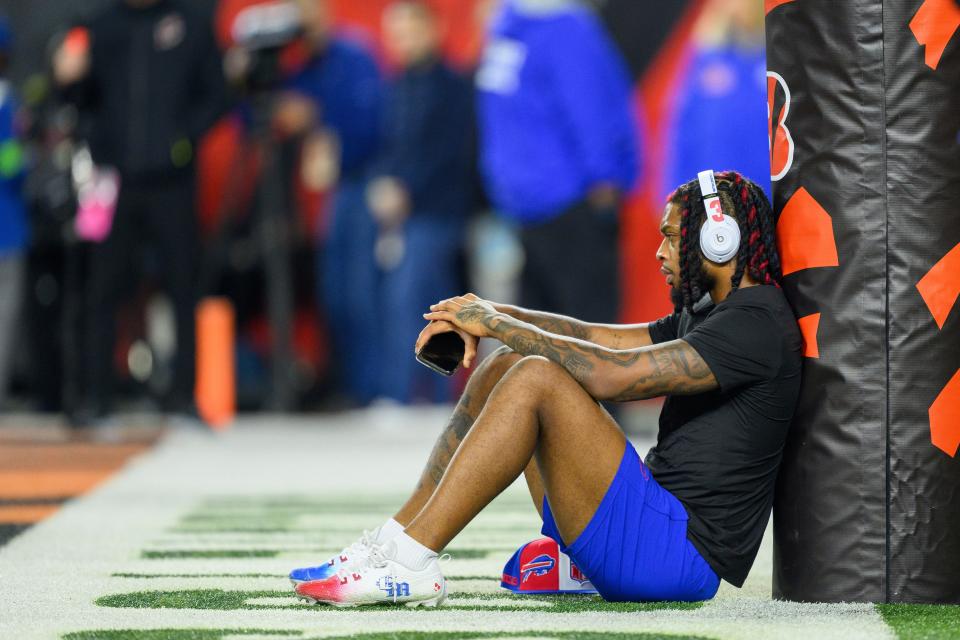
top-left (375, 518), bottom-right (404, 544)
top-left (388, 531), bottom-right (438, 570)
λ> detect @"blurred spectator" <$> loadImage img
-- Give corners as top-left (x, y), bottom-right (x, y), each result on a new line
top-left (283, 0), bottom-right (383, 406)
top-left (54, 0), bottom-right (227, 421)
top-left (0, 15), bottom-right (27, 408)
top-left (476, 0), bottom-right (639, 323)
top-left (370, 0), bottom-right (473, 403)
top-left (663, 0), bottom-right (769, 199)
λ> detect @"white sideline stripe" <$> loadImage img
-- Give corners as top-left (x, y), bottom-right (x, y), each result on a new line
top-left (141, 541), bottom-right (524, 552)
top-left (111, 558), bottom-right (508, 579)
top-left (0, 413), bottom-right (895, 640)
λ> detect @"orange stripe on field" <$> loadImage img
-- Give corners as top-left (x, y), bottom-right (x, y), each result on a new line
top-left (0, 431), bottom-right (157, 532)
top-left (0, 471), bottom-right (113, 499)
top-left (0, 505), bottom-right (61, 524)
top-left (0, 444), bottom-right (149, 470)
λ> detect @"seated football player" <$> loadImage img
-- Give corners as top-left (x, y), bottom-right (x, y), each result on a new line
top-left (289, 170), bottom-right (802, 606)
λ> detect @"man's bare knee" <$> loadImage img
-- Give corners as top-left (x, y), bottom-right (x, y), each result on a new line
top-left (506, 357), bottom-right (601, 434)
top-left (473, 345), bottom-right (523, 382)
top-left (505, 356), bottom-right (571, 395)
top-left (510, 355), bottom-right (566, 376)
top-left (489, 345), bottom-right (522, 365)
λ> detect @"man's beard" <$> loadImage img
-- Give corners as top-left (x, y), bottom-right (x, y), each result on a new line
top-left (670, 285), bottom-right (683, 310)
top-left (669, 259), bottom-right (718, 311)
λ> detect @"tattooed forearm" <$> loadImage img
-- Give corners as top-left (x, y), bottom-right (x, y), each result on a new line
top-left (473, 310), bottom-right (717, 402)
top-left (493, 304), bottom-right (592, 341)
top-left (476, 313), bottom-right (643, 389)
top-left (493, 304), bottom-right (654, 350)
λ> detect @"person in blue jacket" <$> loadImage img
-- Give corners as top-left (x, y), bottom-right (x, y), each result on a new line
top-left (476, 0), bottom-right (640, 323)
top-left (0, 16), bottom-right (27, 407)
top-left (369, 0), bottom-right (473, 404)
top-left (281, 0), bottom-right (383, 406)
top-left (663, 0), bottom-right (769, 200)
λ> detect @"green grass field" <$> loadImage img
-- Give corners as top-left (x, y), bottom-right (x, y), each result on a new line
top-left (1, 414), bottom-right (957, 640)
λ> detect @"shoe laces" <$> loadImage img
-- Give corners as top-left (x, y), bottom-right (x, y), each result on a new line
top-left (341, 529), bottom-right (377, 559)
top-left (367, 544), bottom-right (389, 569)
top-left (350, 543), bottom-right (400, 603)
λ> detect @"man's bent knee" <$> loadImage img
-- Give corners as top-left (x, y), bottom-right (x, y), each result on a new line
top-left (489, 345), bottom-right (521, 364)
top-left (511, 355), bottom-right (566, 374)
top-left (506, 356), bottom-right (572, 392)
top-left (474, 346), bottom-right (524, 381)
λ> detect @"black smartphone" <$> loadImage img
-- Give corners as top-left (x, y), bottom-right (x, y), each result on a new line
top-left (416, 330), bottom-right (465, 376)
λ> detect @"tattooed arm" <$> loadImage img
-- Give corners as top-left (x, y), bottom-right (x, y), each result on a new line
top-left (493, 303), bottom-right (655, 349)
top-left (424, 296), bottom-right (717, 401)
top-left (484, 314), bottom-right (716, 401)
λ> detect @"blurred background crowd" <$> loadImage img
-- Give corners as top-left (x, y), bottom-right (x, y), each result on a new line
top-left (0, 0), bottom-right (768, 426)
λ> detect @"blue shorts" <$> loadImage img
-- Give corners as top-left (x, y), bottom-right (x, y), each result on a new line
top-left (541, 440), bottom-right (720, 602)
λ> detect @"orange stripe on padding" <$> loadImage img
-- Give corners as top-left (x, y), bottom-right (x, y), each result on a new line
top-left (766, 0), bottom-right (796, 14)
top-left (797, 313), bottom-right (821, 358)
top-left (0, 505), bottom-right (61, 524)
top-left (916, 242), bottom-right (960, 330)
top-left (909, 0), bottom-right (960, 70)
top-left (777, 187), bottom-right (839, 277)
top-left (930, 368), bottom-right (960, 458)
top-left (0, 471), bottom-right (111, 500)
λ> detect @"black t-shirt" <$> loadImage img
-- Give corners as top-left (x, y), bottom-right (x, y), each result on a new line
top-left (645, 285), bottom-right (802, 587)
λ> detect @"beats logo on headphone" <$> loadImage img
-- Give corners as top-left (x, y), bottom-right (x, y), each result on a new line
top-left (697, 170), bottom-right (741, 263)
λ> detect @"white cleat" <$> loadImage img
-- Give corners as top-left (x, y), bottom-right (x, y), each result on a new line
top-left (294, 539), bottom-right (447, 608)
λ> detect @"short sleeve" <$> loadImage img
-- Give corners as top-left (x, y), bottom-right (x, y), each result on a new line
top-left (681, 305), bottom-right (782, 392)
top-left (647, 313), bottom-right (680, 344)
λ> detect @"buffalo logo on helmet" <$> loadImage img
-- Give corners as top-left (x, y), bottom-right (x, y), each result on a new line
top-left (520, 554), bottom-right (556, 583)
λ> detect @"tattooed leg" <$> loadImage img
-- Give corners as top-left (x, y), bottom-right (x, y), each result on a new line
top-left (391, 346), bottom-right (523, 525)
top-left (405, 356), bottom-right (626, 551)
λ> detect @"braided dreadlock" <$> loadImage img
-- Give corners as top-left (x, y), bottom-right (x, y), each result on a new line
top-left (668, 170), bottom-right (782, 313)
